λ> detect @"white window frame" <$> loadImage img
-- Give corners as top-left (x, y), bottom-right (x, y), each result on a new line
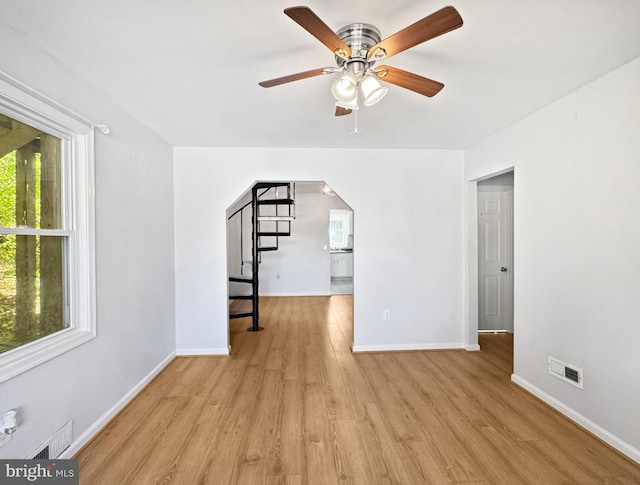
top-left (330, 210), bottom-right (350, 249)
top-left (0, 74), bottom-right (96, 384)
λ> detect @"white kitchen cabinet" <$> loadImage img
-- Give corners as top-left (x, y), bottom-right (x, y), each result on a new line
top-left (331, 252), bottom-right (353, 277)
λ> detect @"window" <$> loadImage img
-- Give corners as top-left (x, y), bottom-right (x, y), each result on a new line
top-left (0, 74), bottom-right (96, 383)
top-left (330, 210), bottom-right (351, 249)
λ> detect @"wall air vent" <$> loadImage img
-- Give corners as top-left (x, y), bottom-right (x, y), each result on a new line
top-left (26, 421), bottom-right (73, 459)
top-left (564, 366), bottom-right (580, 384)
top-left (548, 355), bottom-right (583, 389)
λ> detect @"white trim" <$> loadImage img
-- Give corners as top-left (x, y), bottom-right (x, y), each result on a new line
top-left (464, 180), bottom-right (479, 350)
top-left (352, 342), bottom-right (464, 353)
top-left (0, 70), bottom-right (109, 134)
top-left (511, 374), bottom-right (640, 465)
top-left (465, 167), bottom-right (515, 353)
top-left (477, 184), bottom-right (514, 192)
top-left (0, 85), bottom-right (97, 384)
top-left (0, 329), bottom-right (96, 383)
top-left (176, 347), bottom-right (230, 356)
top-left (0, 228), bottom-right (74, 236)
top-left (59, 352), bottom-right (176, 459)
top-left (465, 344), bottom-right (481, 351)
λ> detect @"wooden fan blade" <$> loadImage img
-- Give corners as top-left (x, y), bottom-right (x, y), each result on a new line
top-left (335, 106), bottom-right (352, 116)
top-left (368, 6), bottom-right (463, 60)
top-left (284, 6), bottom-right (352, 60)
top-left (259, 68), bottom-right (328, 88)
top-left (376, 65), bottom-right (444, 97)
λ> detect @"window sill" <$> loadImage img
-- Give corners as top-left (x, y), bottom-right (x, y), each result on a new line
top-left (0, 327), bottom-right (96, 384)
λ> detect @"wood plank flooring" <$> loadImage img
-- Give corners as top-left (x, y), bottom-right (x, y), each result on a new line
top-left (76, 296), bottom-right (640, 484)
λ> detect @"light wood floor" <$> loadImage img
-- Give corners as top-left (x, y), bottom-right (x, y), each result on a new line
top-left (76, 296), bottom-right (640, 484)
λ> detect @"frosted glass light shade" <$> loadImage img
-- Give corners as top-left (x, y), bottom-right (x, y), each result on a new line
top-left (335, 97), bottom-right (359, 110)
top-left (332, 71), bottom-right (358, 101)
top-left (361, 75), bottom-right (388, 106)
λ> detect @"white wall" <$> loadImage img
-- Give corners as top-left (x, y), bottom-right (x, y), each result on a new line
top-left (226, 187), bottom-right (351, 297)
top-left (466, 57), bottom-right (640, 460)
top-left (226, 188), bottom-right (349, 296)
top-left (0, 21), bottom-right (175, 457)
top-left (174, 148), bottom-right (465, 353)
top-left (259, 191), bottom-right (350, 296)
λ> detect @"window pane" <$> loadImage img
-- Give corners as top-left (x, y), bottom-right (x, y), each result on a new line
top-left (330, 219), bottom-right (345, 247)
top-left (0, 114), bottom-right (62, 230)
top-left (0, 234), bottom-right (67, 354)
top-left (330, 210), bottom-right (350, 248)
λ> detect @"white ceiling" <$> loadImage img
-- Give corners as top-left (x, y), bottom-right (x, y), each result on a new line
top-left (2, 0), bottom-right (639, 149)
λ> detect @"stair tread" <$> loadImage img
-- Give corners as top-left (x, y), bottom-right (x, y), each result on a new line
top-left (258, 231), bottom-right (291, 237)
top-left (256, 198), bottom-right (294, 206)
top-left (254, 182), bottom-right (290, 189)
top-left (229, 275), bottom-right (253, 283)
top-left (258, 247), bottom-right (278, 252)
top-left (229, 310), bottom-right (253, 319)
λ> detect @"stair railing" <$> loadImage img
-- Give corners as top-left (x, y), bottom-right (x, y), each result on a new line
top-left (227, 182), bottom-right (295, 332)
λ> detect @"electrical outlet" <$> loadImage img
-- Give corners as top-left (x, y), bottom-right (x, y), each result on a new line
top-left (383, 310), bottom-right (391, 321)
top-left (0, 431), bottom-right (11, 448)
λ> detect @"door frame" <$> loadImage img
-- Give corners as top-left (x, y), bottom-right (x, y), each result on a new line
top-left (465, 167), bottom-right (514, 350)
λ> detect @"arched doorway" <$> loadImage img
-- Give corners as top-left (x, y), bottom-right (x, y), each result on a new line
top-left (226, 181), bottom-right (355, 351)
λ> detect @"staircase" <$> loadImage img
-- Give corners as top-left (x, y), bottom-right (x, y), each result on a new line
top-left (228, 182), bottom-right (295, 331)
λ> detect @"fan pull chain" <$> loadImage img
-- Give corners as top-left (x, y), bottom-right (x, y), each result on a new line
top-left (351, 109), bottom-right (361, 136)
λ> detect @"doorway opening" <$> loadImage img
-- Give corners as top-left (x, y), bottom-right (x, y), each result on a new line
top-left (477, 170), bottom-right (514, 334)
top-left (225, 180), bottom-right (355, 351)
top-left (329, 208), bottom-right (354, 295)
top-left (475, 169), bottom-right (514, 372)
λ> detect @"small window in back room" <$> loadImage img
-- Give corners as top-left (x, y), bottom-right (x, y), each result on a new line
top-left (330, 209), bottom-right (350, 249)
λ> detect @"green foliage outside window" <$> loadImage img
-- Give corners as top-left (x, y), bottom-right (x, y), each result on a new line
top-left (0, 151), bottom-right (18, 347)
top-left (0, 131), bottom-right (62, 353)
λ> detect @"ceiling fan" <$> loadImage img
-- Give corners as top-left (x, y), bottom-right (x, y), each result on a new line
top-left (259, 5), bottom-right (463, 116)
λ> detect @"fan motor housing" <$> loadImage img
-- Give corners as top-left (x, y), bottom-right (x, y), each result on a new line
top-left (335, 23), bottom-right (381, 68)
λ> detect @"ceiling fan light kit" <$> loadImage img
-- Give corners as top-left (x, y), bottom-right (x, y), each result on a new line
top-left (335, 96), bottom-right (359, 111)
top-left (259, 5), bottom-right (463, 118)
top-left (360, 75), bottom-right (388, 107)
top-left (331, 71), bottom-right (358, 103)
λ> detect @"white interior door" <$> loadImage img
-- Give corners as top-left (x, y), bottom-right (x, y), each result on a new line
top-left (478, 190), bottom-right (513, 331)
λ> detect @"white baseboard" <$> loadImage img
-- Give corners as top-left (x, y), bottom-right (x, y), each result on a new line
top-left (352, 342), bottom-right (464, 353)
top-left (511, 374), bottom-right (640, 465)
top-left (465, 344), bottom-right (481, 351)
top-left (176, 347), bottom-right (229, 356)
top-left (61, 351), bottom-right (175, 458)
